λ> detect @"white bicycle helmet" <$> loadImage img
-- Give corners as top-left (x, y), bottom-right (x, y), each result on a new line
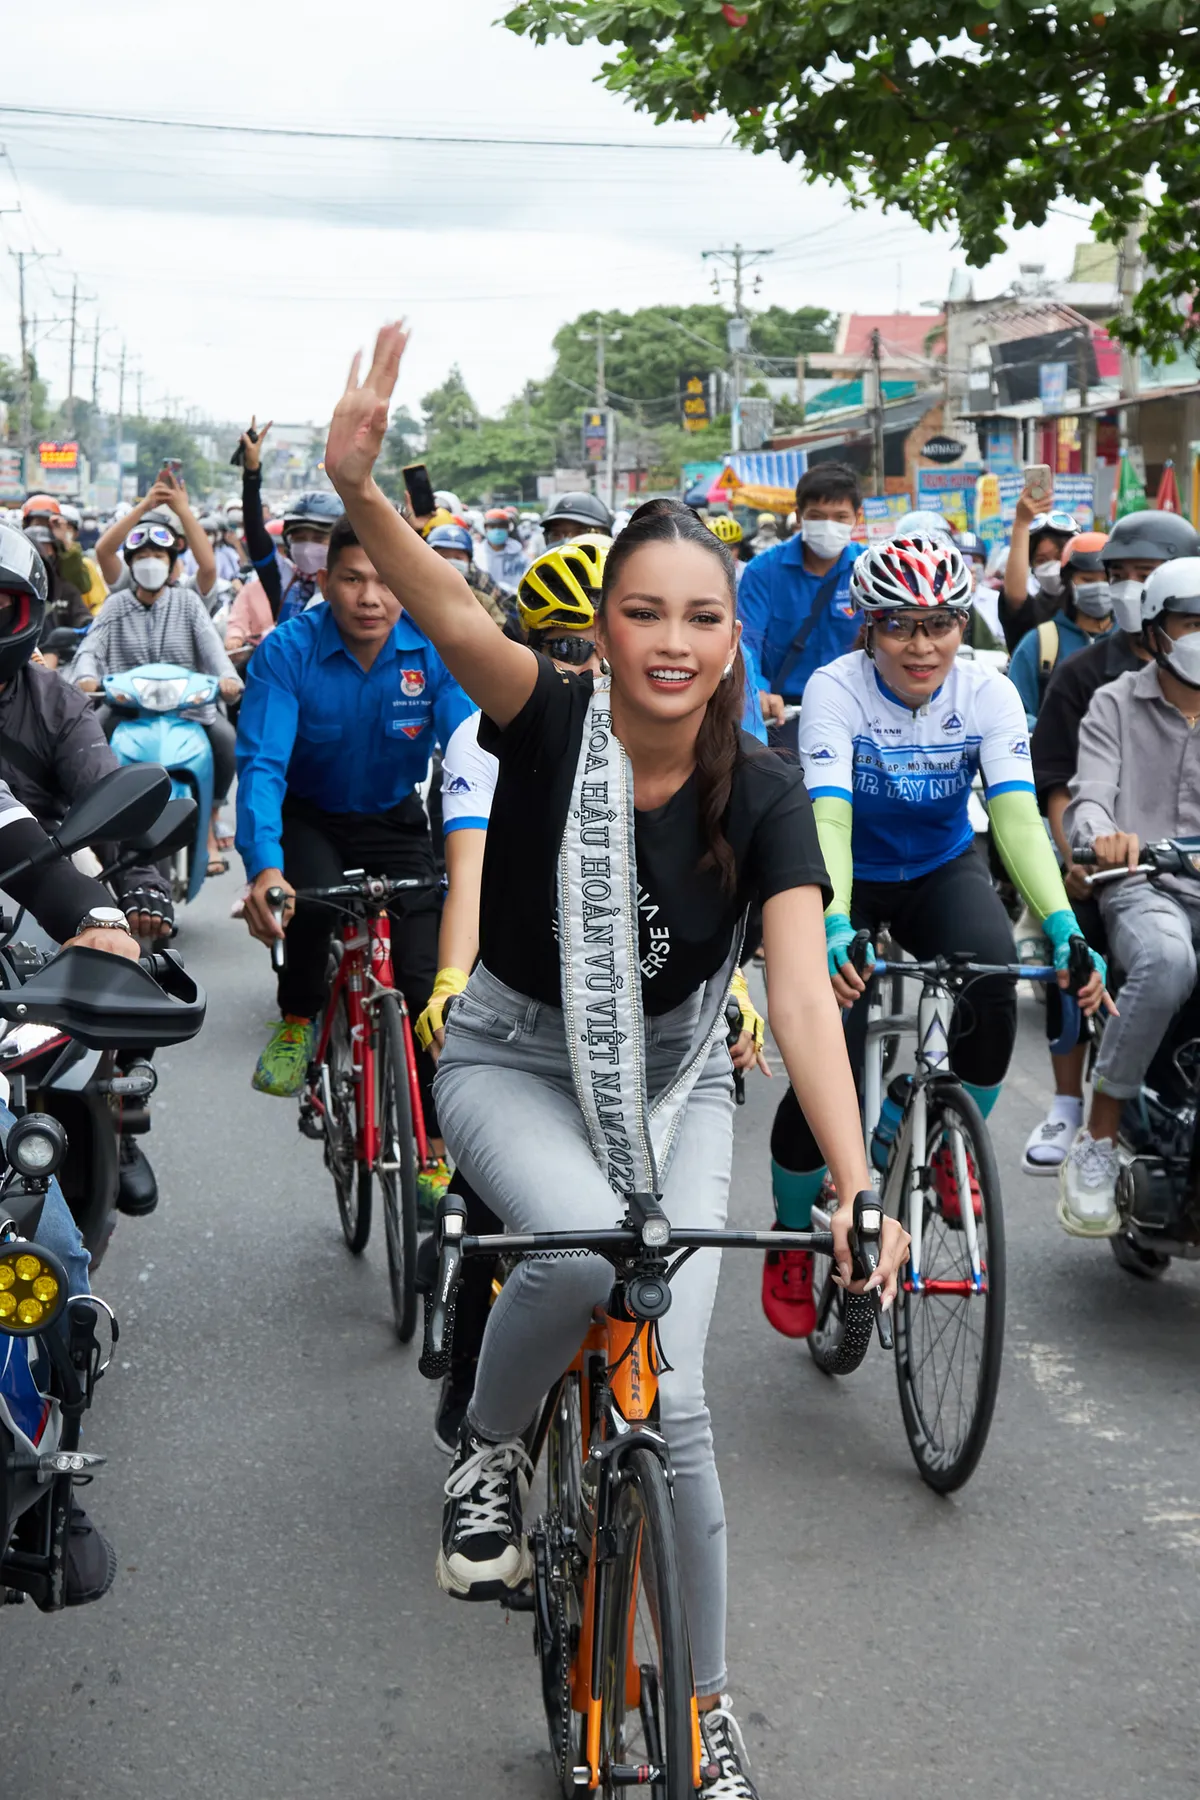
top-left (850, 533), bottom-right (973, 614)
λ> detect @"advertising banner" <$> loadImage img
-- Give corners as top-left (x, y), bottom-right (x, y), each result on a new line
top-left (916, 467), bottom-right (982, 533)
top-left (862, 493), bottom-right (914, 542)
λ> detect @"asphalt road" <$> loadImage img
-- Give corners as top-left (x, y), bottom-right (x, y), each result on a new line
top-left (6, 874), bottom-right (1200, 1800)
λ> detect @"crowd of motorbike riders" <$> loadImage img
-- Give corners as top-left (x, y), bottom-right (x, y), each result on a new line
top-left (4, 427), bottom-right (1200, 1761)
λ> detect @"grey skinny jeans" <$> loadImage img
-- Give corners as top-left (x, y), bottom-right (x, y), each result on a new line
top-left (1095, 881), bottom-right (1200, 1099)
top-left (434, 963), bottom-right (735, 1697)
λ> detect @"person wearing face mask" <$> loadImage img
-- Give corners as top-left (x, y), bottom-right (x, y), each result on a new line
top-left (1058, 558), bottom-right (1200, 1235)
top-left (77, 485), bottom-right (243, 876)
top-left (426, 521), bottom-right (509, 628)
top-left (22, 517), bottom-right (91, 658)
top-left (539, 491), bottom-right (614, 549)
top-left (1000, 484), bottom-right (1080, 652)
top-left (1024, 509), bottom-right (1200, 1174)
top-left (738, 462), bottom-right (865, 753)
top-left (1008, 532), bottom-right (1113, 727)
top-left (748, 510), bottom-right (780, 556)
top-left (235, 419), bottom-right (344, 630)
top-left (475, 507), bottom-right (532, 595)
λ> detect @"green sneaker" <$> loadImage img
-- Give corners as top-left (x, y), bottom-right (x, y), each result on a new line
top-left (252, 1017), bottom-right (314, 1097)
top-left (416, 1157), bottom-right (451, 1228)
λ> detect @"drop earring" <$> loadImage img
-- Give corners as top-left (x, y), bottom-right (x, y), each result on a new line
top-left (721, 662), bottom-right (733, 680)
top-left (599, 657), bottom-right (611, 676)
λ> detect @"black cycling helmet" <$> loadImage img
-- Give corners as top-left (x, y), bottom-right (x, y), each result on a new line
top-left (1101, 509), bottom-right (1200, 567)
top-left (540, 491), bottom-right (614, 536)
top-left (281, 491), bottom-right (343, 537)
top-left (0, 522), bottom-right (49, 681)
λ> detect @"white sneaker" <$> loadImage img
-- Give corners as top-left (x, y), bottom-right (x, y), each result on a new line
top-left (1022, 1101), bottom-right (1082, 1175)
top-left (1058, 1131), bottom-right (1120, 1237)
top-left (699, 1698), bottom-right (760, 1799)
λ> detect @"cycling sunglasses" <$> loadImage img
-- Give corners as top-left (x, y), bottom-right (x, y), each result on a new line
top-left (533, 634), bottom-right (597, 666)
top-left (124, 524), bottom-right (176, 553)
top-left (874, 610), bottom-right (965, 641)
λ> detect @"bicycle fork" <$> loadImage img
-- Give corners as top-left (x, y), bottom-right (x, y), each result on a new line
top-left (896, 985), bottom-right (985, 1295)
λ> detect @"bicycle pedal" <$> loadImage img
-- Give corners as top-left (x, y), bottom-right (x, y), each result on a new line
top-left (297, 1106), bottom-right (323, 1141)
top-left (504, 1579), bottom-right (536, 1613)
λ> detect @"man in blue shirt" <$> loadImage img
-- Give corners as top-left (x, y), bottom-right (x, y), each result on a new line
top-left (737, 461), bottom-right (864, 753)
top-left (236, 518), bottom-right (474, 1186)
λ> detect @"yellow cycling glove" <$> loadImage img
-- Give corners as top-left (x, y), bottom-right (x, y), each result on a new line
top-left (729, 967), bottom-right (765, 1053)
top-left (415, 966), bottom-right (470, 1051)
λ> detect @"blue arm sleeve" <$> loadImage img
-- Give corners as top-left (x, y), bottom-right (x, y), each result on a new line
top-left (234, 640), bottom-right (300, 878)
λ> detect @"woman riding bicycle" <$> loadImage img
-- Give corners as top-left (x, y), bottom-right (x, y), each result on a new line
top-left (324, 323), bottom-right (908, 1798)
top-left (762, 532), bottom-right (1111, 1338)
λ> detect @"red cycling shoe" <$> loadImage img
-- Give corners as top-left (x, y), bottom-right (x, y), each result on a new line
top-left (931, 1140), bottom-right (982, 1226)
top-left (761, 1225), bottom-right (816, 1338)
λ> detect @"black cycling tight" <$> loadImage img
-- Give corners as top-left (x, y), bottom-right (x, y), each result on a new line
top-left (772, 848), bottom-right (1018, 1173)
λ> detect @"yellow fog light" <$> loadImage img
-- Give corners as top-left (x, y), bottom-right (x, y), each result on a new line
top-left (0, 1240), bottom-right (69, 1336)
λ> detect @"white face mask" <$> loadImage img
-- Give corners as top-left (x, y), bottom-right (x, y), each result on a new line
top-left (1108, 579), bottom-right (1145, 634)
top-left (1160, 627), bottom-right (1200, 687)
top-left (132, 556), bottom-right (170, 594)
top-left (445, 558), bottom-right (471, 577)
top-left (1071, 580), bottom-right (1112, 620)
top-left (289, 540), bottom-right (328, 578)
top-left (1033, 560), bottom-right (1063, 597)
top-left (801, 518), bottom-right (854, 559)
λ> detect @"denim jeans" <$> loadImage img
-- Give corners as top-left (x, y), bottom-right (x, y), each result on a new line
top-left (0, 1100), bottom-right (91, 1297)
top-left (434, 964), bottom-right (736, 1696)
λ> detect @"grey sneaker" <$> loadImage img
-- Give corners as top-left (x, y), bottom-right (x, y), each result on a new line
top-left (1058, 1130), bottom-right (1120, 1237)
top-left (699, 1697), bottom-right (760, 1799)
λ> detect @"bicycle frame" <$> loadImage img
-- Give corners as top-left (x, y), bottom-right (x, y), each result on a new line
top-left (309, 908), bottom-right (430, 1173)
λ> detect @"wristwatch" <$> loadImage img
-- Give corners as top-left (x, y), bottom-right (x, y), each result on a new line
top-left (75, 906), bottom-right (134, 939)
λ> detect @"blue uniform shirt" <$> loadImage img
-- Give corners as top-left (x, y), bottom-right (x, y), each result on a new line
top-left (235, 602), bottom-right (474, 878)
top-left (738, 538), bottom-right (861, 700)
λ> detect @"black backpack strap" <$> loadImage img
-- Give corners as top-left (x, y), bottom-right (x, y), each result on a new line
top-left (771, 560), bottom-right (846, 698)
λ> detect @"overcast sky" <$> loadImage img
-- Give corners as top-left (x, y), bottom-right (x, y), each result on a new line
top-left (0, 0), bottom-right (1088, 434)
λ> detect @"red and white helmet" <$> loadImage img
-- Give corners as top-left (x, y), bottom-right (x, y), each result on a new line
top-left (850, 534), bottom-right (973, 614)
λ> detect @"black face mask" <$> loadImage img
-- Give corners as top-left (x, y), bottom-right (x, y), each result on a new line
top-left (532, 634), bottom-right (596, 666)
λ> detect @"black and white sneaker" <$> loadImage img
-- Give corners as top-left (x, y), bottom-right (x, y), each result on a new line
top-left (699, 1697), bottom-right (761, 1799)
top-left (433, 1363), bottom-right (477, 1457)
top-left (436, 1425), bottom-right (533, 1601)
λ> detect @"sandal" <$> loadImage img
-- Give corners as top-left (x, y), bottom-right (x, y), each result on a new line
top-left (207, 853), bottom-right (229, 877)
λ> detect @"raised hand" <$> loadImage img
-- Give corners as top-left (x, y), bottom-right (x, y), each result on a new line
top-left (325, 320), bottom-right (410, 495)
top-left (241, 416), bottom-right (273, 474)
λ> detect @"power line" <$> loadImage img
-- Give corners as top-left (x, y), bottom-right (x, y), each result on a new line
top-left (0, 103), bottom-right (738, 155)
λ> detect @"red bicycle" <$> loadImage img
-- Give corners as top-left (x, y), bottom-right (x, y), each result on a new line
top-left (270, 874), bottom-right (435, 1341)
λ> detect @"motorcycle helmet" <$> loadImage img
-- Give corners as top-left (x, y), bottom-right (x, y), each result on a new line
top-left (517, 534), bottom-right (608, 633)
top-left (707, 515), bottom-right (744, 546)
top-left (426, 523), bottom-right (474, 559)
top-left (1061, 531), bottom-right (1108, 578)
top-left (889, 509), bottom-right (956, 542)
top-left (1142, 557), bottom-right (1200, 689)
top-left (281, 491), bottom-right (343, 540)
top-left (0, 522), bottom-right (49, 680)
top-left (433, 489), bottom-right (463, 516)
top-left (540, 491), bottom-right (614, 540)
top-left (953, 530), bottom-right (987, 567)
top-left (58, 502), bottom-right (81, 533)
top-left (850, 534), bottom-right (973, 613)
top-left (1101, 509), bottom-right (1200, 569)
top-left (21, 494), bottom-right (60, 523)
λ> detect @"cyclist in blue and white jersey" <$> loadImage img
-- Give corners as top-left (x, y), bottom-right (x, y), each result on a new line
top-left (760, 533), bottom-right (1111, 1337)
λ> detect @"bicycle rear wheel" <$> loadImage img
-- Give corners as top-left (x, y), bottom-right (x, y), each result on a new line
top-left (598, 1445), bottom-right (694, 1799)
top-left (893, 1084), bottom-right (1005, 1493)
top-left (324, 989), bottom-right (371, 1254)
top-left (375, 993), bottom-right (419, 1342)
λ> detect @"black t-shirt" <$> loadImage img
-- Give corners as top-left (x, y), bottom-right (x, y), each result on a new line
top-left (1031, 631), bottom-right (1143, 803)
top-left (478, 656), bottom-right (830, 1014)
top-left (998, 585), bottom-right (1059, 654)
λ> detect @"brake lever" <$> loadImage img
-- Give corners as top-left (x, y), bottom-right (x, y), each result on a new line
top-left (848, 1189), bottom-right (893, 1351)
top-left (724, 998), bottom-right (745, 1106)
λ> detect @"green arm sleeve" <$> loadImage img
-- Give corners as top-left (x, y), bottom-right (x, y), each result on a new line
top-left (986, 786), bottom-right (1071, 924)
top-left (812, 795), bottom-right (853, 918)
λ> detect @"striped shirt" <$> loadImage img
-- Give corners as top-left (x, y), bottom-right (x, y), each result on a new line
top-left (71, 585), bottom-right (238, 722)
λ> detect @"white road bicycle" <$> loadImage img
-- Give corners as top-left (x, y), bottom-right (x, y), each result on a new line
top-left (809, 934), bottom-right (1089, 1492)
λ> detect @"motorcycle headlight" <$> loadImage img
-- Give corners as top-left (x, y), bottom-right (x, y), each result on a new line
top-left (132, 676), bottom-right (190, 711)
top-left (0, 1240), bottom-right (68, 1336)
top-left (6, 1113), bottom-right (67, 1179)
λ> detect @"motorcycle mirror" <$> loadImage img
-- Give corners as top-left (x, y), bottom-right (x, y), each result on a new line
top-left (41, 627), bottom-right (84, 654)
top-left (53, 766), bottom-right (171, 859)
top-left (127, 796), bottom-right (197, 861)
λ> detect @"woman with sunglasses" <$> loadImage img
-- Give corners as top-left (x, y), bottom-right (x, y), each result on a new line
top-left (761, 534), bottom-right (1110, 1337)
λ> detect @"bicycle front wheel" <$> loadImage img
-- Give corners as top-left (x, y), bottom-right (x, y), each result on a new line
top-left (893, 1084), bottom-right (1005, 1493)
top-left (375, 993), bottom-right (419, 1342)
top-left (535, 1372), bottom-right (586, 1795)
top-left (324, 989), bottom-right (371, 1254)
top-left (598, 1445), bottom-right (694, 1799)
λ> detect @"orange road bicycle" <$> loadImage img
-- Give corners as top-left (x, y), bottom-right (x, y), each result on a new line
top-left (421, 1188), bottom-right (888, 1796)
top-left (269, 873), bottom-right (438, 1342)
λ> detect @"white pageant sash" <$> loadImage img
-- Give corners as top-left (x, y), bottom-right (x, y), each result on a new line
top-left (557, 678), bottom-right (741, 1200)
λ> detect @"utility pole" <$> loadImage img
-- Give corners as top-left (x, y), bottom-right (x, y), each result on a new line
top-left (1076, 325), bottom-right (1092, 475)
top-left (116, 343), bottom-right (127, 499)
top-left (1117, 215), bottom-right (1142, 460)
top-left (65, 277), bottom-right (78, 433)
top-left (14, 251), bottom-right (31, 471)
top-left (91, 319), bottom-right (102, 410)
top-left (578, 319), bottom-right (621, 511)
top-left (702, 243), bottom-right (773, 452)
top-left (869, 328), bottom-right (886, 497)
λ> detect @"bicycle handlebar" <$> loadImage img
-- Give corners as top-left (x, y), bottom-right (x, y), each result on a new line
top-left (865, 945), bottom-right (1087, 1055)
top-left (419, 1191), bottom-right (890, 1380)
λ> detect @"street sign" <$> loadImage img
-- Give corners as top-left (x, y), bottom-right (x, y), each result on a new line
top-left (582, 409), bottom-right (608, 466)
top-left (37, 441), bottom-right (78, 470)
top-left (679, 370), bottom-right (711, 433)
top-left (1039, 362), bottom-right (1069, 407)
top-left (0, 448), bottom-right (23, 502)
top-left (920, 435), bottom-right (967, 464)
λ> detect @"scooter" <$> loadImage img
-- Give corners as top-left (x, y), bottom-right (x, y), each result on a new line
top-left (0, 768), bottom-right (208, 1611)
top-left (1077, 836), bottom-right (1200, 1276)
top-left (102, 663), bottom-right (219, 907)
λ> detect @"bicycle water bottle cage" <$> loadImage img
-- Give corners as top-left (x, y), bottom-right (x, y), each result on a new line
top-left (624, 1191), bottom-right (670, 1247)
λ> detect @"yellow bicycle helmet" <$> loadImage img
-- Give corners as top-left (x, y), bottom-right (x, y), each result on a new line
top-left (707, 514), bottom-right (743, 546)
top-left (517, 532), bottom-right (609, 632)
